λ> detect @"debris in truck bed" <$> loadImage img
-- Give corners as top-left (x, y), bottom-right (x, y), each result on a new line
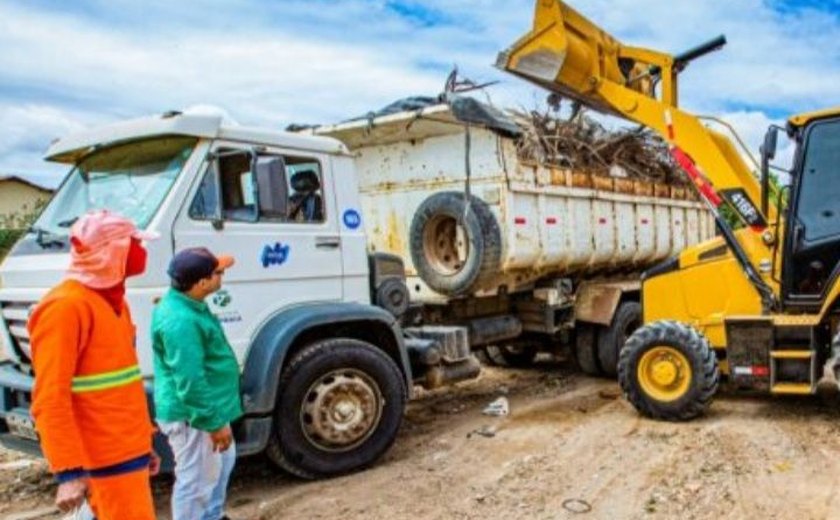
top-left (328, 91), bottom-right (690, 189)
top-left (294, 67), bottom-right (692, 189)
top-left (509, 108), bottom-right (690, 187)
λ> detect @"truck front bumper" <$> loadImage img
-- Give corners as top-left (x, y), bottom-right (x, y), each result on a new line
top-left (0, 361), bottom-right (41, 456)
top-left (0, 361), bottom-right (271, 463)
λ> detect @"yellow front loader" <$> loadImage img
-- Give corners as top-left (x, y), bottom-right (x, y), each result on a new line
top-left (499, 0), bottom-right (840, 419)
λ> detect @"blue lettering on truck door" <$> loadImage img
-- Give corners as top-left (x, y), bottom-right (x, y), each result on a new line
top-left (261, 242), bottom-right (290, 267)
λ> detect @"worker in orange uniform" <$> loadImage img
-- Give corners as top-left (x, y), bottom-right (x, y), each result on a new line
top-left (28, 210), bottom-right (161, 519)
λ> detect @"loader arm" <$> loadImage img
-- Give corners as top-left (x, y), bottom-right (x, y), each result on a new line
top-left (497, 0), bottom-right (780, 308)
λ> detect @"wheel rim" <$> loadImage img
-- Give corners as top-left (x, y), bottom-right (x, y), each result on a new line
top-left (422, 215), bottom-right (468, 275)
top-left (300, 369), bottom-right (383, 452)
top-left (637, 346), bottom-right (692, 402)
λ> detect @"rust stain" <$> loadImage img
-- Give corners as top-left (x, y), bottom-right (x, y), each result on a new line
top-left (592, 176), bottom-right (613, 191)
top-left (633, 180), bottom-right (654, 196)
top-left (614, 178), bottom-right (634, 194)
top-left (386, 210), bottom-right (405, 254)
top-left (571, 172), bottom-right (593, 188)
top-left (654, 183), bottom-right (670, 198)
top-left (550, 167), bottom-right (564, 186)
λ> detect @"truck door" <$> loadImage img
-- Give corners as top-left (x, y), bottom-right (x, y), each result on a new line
top-left (783, 118), bottom-right (840, 308)
top-left (172, 143), bottom-right (343, 354)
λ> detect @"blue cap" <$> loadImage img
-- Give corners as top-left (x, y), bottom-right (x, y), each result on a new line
top-left (167, 247), bottom-right (234, 287)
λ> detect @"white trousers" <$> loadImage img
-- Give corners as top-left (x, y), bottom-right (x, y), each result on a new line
top-left (159, 421), bottom-right (236, 520)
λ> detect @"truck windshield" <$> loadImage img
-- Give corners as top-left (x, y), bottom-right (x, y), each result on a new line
top-left (34, 136), bottom-right (197, 236)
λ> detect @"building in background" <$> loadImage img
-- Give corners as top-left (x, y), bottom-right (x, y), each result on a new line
top-left (0, 175), bottom-right (53, 221)
top-left (0, 175), bottom-right (54, 260)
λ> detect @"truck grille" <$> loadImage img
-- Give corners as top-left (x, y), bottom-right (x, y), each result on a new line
top-left (1, 300), bottom-right (35, 363)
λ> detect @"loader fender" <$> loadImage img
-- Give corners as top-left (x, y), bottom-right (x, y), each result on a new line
top-left (240, 302), bottom-right (412, 417)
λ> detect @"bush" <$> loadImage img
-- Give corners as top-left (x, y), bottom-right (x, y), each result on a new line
top-left (0, 201), bottom-right (46, 260)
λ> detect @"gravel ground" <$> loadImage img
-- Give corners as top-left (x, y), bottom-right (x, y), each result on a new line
top-left (4, 360), bottom-right (840, 520)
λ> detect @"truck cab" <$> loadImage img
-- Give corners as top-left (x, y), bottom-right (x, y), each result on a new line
top-left (0, 111), bottom-right (478, 478)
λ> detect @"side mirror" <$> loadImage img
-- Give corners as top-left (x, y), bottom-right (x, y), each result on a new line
top-left (760, 126), bottom-right (779, 217)
top-left (762, 126), bottom-right (778, 161)
top-left (252, 155), bottom-right (288, 220)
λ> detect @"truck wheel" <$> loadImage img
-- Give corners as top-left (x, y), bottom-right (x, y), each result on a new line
top-left (574, 324), bottom-right (602, 376)
top-left (597, 301), bottom-right (641, 377)
top-left (410, 192), bottom-right (501, 295)
top-left (482, 345), bottom-right (506, 366)
top-left (265, 338), bottom-right (406, 479)
top-left (482, 342), bottom-right (537, 368)
top-left (493, 342), bottom-right (539, 367)
top-left (618, 321), bottom-right (719, 421)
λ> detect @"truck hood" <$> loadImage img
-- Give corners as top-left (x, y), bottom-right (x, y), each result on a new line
top-left (0, 253), bottom-right (70, 289)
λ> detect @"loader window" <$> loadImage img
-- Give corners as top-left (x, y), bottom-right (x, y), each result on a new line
top-left (797, 121), bottom-right (840, 244)
top-left (189, 149), bottom-right (325, 224)
top-left (787, 119), bottom-right (840, 298)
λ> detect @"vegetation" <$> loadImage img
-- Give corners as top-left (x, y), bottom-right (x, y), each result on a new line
top-left (0, 201), bottom-right (45, 260)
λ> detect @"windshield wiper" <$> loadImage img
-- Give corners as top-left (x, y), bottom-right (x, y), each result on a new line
top-left (57, 217), bottom-right (79, 228)
top-left (27, 226), bottom-right (66, 249)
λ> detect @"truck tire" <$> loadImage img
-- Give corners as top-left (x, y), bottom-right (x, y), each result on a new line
top-left (574, 324), bottom-right (602, 376)
top-left (484, 343), bottom-right (538, 367)
top-left (618, 321), bottom-right (719, 421)
top-left (597, 301), bottom-right (641, 377)
top-left (265, 338), bottom-right (407, 479)
top-left (410, 192), bottom-right (501, 295)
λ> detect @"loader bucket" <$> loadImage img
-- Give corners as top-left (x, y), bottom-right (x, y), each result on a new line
top-left (496, 0), bottom-right (653, 115)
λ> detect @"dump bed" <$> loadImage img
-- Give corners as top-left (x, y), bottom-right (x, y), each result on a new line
top-left (316, 103), bottom-right (714, 303)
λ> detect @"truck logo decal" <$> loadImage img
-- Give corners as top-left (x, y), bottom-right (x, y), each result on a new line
top-left (212, 290), bottom-right (232, 308)
top-left (343, 209), bottom-right (361, 230)
top-left (261, 242), bottom-right (290, 267)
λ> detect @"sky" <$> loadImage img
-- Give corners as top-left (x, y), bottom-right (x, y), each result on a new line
top-left (2, 0), bottom-right (839, 188)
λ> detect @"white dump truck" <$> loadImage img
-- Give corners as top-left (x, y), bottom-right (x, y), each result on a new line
top-left (313, 98), bottom-right (713, 373)
top-left (0, 98), bottom-right (711, 478)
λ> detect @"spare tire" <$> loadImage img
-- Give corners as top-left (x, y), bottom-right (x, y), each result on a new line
top-left (410, 192), bottom-right (501, 295)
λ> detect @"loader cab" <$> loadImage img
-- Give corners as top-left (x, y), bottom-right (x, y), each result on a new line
top-left (779, 112), bottom-right (840, 311)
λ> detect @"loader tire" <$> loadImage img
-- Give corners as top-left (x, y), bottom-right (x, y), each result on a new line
top-left (618, 320), bottom-right (719, 421)
top-left (265, 338), bottom-right (406, 479)
top-left (410, 192), bottom-right (501, 296)
top-left (597, 301), bottom-right (642, 377)
top-left (574, 324), bottom-right (602, 376)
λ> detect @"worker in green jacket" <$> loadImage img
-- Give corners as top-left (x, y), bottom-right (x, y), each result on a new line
top-left (152, 247), bottom-right (241, 520)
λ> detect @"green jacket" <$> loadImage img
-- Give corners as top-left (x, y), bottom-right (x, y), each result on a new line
top-left (151, 288), bottom-right (243, 432)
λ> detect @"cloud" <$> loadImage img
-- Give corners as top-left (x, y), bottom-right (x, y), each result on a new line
top-left (1, 0), bottom-right (838, 189)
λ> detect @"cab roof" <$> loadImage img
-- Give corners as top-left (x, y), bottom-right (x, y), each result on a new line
top-left (788, 106), bottom-right (840, 128)
top-left (45, 112), bottom-right (349, 164)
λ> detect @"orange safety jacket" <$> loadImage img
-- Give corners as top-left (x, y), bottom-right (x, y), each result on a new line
top-left (28, 279), bottom-right (154, 476)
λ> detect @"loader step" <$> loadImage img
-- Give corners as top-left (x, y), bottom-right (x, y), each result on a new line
top-left (770, 350), bottom-right (813, 360)
top-left (770, 382), bottom-right (813, 395)
top-left (771, 314), bottom-right (820, 326)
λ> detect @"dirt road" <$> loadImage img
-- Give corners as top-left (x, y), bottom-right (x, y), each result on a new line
top-left (4, 359), bottom-right (840, 519)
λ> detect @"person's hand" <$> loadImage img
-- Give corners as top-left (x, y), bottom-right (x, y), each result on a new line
top-left (149, 450), bottom-right (161, 476)
top-left (210, 424), bottom-right (233, 452)
top-left (55, 478), bottom-right (88, 513)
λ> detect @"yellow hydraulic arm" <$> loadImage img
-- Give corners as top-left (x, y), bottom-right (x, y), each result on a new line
top-left (497, 0), bottom-right (780, 308)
